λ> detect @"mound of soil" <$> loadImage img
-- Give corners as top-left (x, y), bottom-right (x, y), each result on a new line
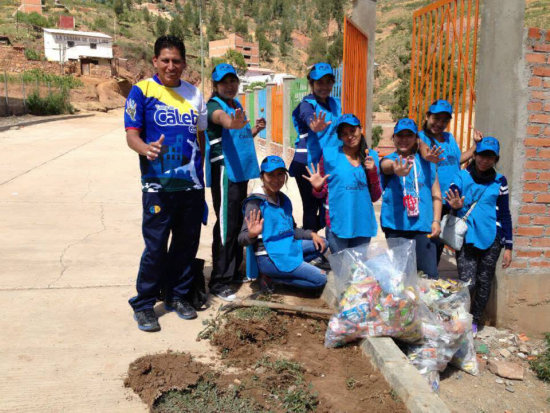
top-left (125, 304), bottom-right (407, 412)
top-left (124, 351), bottom-right (210, 407)
top-left (211, 312), bottom-right (288, 364)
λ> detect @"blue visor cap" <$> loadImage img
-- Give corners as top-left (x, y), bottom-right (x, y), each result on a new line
top-left (336, 114), bottom-right (361, 130)
top-left (429, 99), bottom-right (453, 116)
top-left (394, 118), bottom-right (418, 135)
top-left (212, 63), bottom-right (238, 81)
top-left (476, 136), bottom-right (500, 156)
top-left (309, 62), bottom-right (335, 80)
top-left (260, 156), bottom-right (287, 173)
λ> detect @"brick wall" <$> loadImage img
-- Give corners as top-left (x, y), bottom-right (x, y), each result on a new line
top-left (513, 27), bottom-right (550, 270)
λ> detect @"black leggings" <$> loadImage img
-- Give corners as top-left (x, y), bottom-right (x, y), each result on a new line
top-left (456, 237), bottom-right (503, 324)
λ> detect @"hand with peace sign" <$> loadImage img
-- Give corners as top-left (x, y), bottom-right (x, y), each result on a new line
top-left (393, 155), bottom-right (413, 177)
top-left (302, 162), bottom-right (330, 191)
top-left (245, 208), bottom-right (264, 239)
top-left (309, 111), bottom-right (331, 133)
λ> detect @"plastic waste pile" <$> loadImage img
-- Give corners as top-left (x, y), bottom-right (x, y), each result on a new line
top-left (325, 241), bottom-right (478, 392)
top-left (325, 239), bottom-right (422, 348)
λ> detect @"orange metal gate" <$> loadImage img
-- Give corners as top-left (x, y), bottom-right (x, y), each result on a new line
top-left (271, 84), bottom-right (283, 144)
top-left (342, 16), bottom-right (368, 127)
top-left (409, 0), bottom-right (480, 150)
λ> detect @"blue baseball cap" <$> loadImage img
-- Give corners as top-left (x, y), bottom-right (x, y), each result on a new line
top-left (476, 136), bottom-right (500, 156)
top-left (260, 156), bottom-right (288, 173)
top-left (335, 114), bottom-right (361, 130)
top-left (394, 118), bottom-right (418, 135)
top-left (212, 63), bottom-right (238, 82)
top-left (429, 99), bottom-right (453, 116)
top-left (309, 62), bottom-right (335, 81)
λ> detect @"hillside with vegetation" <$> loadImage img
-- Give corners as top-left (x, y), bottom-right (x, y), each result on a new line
top-left (0, 0), bottom-right (547, 114)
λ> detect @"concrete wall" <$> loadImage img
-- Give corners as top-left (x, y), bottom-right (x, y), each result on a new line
top-left (476, 0), bottom-right (550, 336)
top-left (351, 0), bottom-right (377, 145)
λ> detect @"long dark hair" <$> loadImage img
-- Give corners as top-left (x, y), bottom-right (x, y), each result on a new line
top-left (338, 125), bottom-right (371, 180)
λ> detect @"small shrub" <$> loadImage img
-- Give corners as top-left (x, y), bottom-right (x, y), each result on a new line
top-left (26, 90), bottom-right (74, 115)
top-left (372, 125), bottom-right (383, 148)
top-left (530, 333), bottom-right (550, 382)
top-left (24, 49), bottom-right (40, 61)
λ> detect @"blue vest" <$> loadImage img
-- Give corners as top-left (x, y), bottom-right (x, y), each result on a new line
top-left (380, 152), bottom-right (437, 232)
top-left (455, 170), bottom-right (502, 250)
top-left (208, 96), bottom-right (260, 183)
top-left (244, 193), bottom-right (304, 273)
top-left (292, 96), bottom-right (341, 166)
top-left (323, 146), bottom-right (378, 238)
top-left (418, 130), bottom-right (461, 194)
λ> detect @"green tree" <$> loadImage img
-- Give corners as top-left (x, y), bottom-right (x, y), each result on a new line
top-left (125, 0), bottom-right (133, 11)
top-left (169, 15), bottom-right (185, 40)
top-left (371, 125), bottom-right (383, 148)
top-left (222, 1), bottom-right (231, 30)
top-left (156, 16), bottom-right (167, 36)
top-left (256, 28), bottom-right (273, 61)
top-left (113, 0), bottom-right (124, 17)
top-left (142, 7), bottom-right (150, 24)
top-left (326, 33), bottom-right (343, 67)
top-left (211, 49), bottom-right (247, 76)
top-left (307, 33), bottom-right (327, 65)
top-left (207, 6), bottom-right (220, 41)
top-left (331, 0), bottom-right (344, 31)
top-left (234, 17), bottom-right (248, 37)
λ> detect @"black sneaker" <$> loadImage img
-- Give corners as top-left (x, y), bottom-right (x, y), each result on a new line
top-left (310, 256), bottom-right (331, 271)
top-left (259, 274), bottom-right (275, 294)
top-left (214, 287), bottom-right (237, 302)
top-left (165, 299), bottom-right (198, 320)
top-left (133, 309), bottom-right (161, 332)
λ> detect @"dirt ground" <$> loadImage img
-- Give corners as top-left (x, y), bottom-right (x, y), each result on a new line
top-left (438, 327), bottom-right (550, 413)
top-left (125, 294), bottom-right (408, 413)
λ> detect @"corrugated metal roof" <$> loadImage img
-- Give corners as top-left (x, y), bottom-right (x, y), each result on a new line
top-left (43, 28), bottom-right (112, 39)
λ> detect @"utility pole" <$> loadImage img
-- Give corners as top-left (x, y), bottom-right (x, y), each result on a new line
top-left (197, 0), bottom-right (204, 97)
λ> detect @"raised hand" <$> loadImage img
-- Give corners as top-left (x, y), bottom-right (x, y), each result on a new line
top-left (146, 134), bottom-right (165, 161)
top-left (393, 156), bottom-right (413, 177)
top-left (228, 108), bottom-right (249, 129)
top-left (302, 162), bottom-right (330, 191)
top-left (445, 189), bottom-right (465, 210)
top-left (364, 151), bottom-right (375, 170)
top-left (309, 111), bottom-right (331, 133)
top-left (255, 117), bottom-right (266, 131)
top-left (245, 208), bottom-right (264, 239)
top-left (472, 127), bottom-right (483, 144)
top-left (425, 145), bottom-right (445, 163)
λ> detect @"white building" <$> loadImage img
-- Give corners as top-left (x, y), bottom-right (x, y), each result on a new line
top-left (43, 28), bottom-right (112, 63)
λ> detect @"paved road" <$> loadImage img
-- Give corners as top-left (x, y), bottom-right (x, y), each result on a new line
top-left (0, 110), bottom-right (224, 412)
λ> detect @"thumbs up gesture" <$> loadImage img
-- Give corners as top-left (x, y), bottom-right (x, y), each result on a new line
top-left (145, 134), bottom-right (165, 161)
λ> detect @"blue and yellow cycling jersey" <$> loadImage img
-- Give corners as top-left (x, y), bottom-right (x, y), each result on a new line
top-left (124, 75), bottom-right (207, 192)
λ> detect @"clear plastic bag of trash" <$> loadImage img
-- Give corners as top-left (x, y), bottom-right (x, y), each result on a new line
top-left (325, 239), bottom-right (423, 348)
top-left (407, 279), bottom-right (479, 385)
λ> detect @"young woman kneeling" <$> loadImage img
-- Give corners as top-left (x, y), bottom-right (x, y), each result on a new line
top-left (238, 156), bottom-right (327, 293)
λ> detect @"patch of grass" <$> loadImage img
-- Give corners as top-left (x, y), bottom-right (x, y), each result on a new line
top-left (0, 69), bottom-right (83, 89)
top-left (233, 306), bottom-right (273, 320)
top-left (390, 389), bottom-right (400, 402)
top-left (153, 379), bottom-right (258, 413)
top-left (345, 377), bottom-right (357, 390)
top-left (255, 356), bottom-right (304, 377)
top-left (24, 49), bottom-right (41, 61)
top-left (197, 306), bottom-right (224, 341)
top-left (529, 332), bottom-right (550, 382)
top-left (281, 383), bottom-right (319, 413)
